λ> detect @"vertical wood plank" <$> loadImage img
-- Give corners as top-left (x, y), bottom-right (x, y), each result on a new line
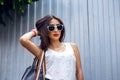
top-left (113, 0), bottom-right (120, 79)
top-left (109, 0), bottom-right (118, 80)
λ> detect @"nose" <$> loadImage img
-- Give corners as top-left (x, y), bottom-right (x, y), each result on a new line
top-left (54, 25), bottom-right (58, 31)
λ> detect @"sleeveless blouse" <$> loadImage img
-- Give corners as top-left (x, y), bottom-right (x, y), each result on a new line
top-left (45, 43), bottom-right (76, 80)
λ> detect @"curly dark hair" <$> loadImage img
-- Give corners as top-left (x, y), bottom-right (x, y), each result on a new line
top-left (36, 15), bottom-right (65, 51)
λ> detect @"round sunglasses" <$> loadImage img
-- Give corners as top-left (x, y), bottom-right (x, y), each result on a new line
top-left (47, 24), bottom-right (63, 32)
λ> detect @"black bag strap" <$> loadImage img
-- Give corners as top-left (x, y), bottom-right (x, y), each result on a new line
top-left (32, 57), bottom-right (38, 66)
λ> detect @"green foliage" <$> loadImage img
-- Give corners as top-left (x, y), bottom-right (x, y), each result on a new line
top-left (0, 0), bottom-right (40, 26)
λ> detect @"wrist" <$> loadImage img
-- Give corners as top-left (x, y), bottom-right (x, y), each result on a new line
top-left (30, 30), bottom-right (37, 37)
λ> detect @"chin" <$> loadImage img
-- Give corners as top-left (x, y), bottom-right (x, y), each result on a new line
top-left (50, 35), bottom-right (60, 41)
top-left (52, 37), bottom-right (60, 41)
top-left (54, 38), bottom-right (60, 40)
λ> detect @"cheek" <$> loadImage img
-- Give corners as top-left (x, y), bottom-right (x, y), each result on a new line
top-left (59, 31), bottom-right (62, 35)
top-left (48, 32), bottom-right (53, 38)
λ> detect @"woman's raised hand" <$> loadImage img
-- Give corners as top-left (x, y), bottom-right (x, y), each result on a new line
top-left (31, 29), bottom-right (40, 36)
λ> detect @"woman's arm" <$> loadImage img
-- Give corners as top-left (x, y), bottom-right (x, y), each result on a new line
top-left (19, 29), bottom-right (42, 59)
top-left (71, 43), bottom-right (84, 80)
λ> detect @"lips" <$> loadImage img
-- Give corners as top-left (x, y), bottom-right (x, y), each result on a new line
top-left (53, 34), bottom-right (59, 37)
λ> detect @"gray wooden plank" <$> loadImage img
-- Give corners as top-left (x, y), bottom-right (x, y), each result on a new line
top-left (97, 0), bottom-right (106, 80)
top-left (113, 0), bottom-right (120, 79)
top-left (83, 0), bottom-right (92, 79)
top-left (93, 0), bottom-right (101, 79)
top-left (103, 0), bottom-right (113, 80)
top-left (109, 0), bottom-right (118, 80)
top-left (87, 0), bottom-right (95, 79)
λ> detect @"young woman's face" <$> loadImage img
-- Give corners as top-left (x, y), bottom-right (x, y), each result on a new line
top-left (48, 19), bottom-right (63, 41)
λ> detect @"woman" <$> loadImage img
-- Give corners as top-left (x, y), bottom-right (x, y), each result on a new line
top-left (19, 15), bottom-right (84, 80)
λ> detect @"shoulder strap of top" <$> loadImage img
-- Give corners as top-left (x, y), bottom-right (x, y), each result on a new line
top-left (64, 42), bottom-right (74, 52)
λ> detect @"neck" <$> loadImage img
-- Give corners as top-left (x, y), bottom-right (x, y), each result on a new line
top-left (49, 40), bottom-right (62, 48)
top-left (49, 40), bottom-right (65, 52)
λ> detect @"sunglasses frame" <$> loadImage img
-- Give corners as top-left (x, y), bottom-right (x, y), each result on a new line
top-left (47, 24), bottom-right (64, 32)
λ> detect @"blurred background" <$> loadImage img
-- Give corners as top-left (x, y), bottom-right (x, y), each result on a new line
top-left (0, 0), bottom-right (120, 80)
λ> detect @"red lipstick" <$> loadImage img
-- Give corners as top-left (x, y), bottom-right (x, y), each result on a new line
top-left (53, 34), bottom-right (59, 37)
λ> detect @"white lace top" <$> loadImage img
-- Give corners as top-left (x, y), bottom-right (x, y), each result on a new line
top-left (45, 42), bottom-right (76, 80)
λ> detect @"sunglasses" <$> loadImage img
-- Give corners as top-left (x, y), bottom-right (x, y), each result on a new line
top-left (47, 24), bottom-right (63, 32)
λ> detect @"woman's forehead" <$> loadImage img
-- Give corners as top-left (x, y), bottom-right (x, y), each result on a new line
top-left (50, 19), bottom-right (60, 24)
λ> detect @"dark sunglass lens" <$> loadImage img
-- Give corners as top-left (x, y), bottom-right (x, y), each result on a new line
top-left (49, 25), bottom-right (54, 31)
top-left (57, 24), bottom-right (63, 30)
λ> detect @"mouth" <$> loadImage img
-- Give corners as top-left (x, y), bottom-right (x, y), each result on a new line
top-left (53, 34), bottom-right (59, 37)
